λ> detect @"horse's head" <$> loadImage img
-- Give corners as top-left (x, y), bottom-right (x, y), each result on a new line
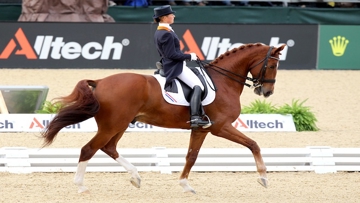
top-left (249, 44), bottom-right (286, 98)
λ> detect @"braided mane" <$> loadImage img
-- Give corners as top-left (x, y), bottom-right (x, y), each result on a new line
top-left (210, 43), bottom-right (265, 65)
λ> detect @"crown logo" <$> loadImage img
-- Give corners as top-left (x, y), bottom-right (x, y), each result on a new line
top-left (329, 36), bottom-right (349, 57)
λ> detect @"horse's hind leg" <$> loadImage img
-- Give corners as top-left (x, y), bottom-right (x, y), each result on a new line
top-left (100, 131), bottom-right (141, 188)
top-left (74, 160), bottom-right (90, 193)
top-left (73, 130), bottom-right (123, 193)
top-left (74, 146), bottom-right (97, 193)
top-left (179, 130), bottom-right (208, 194)
top-left (215, 124), bottom-right (268, 188)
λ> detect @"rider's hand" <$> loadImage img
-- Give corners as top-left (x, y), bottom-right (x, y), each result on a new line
top-left (190, 53), bottom-right (197, 61)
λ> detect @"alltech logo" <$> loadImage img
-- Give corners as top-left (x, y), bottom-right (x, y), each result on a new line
top-left (232, 117), bottom-right (285, 129)
top-left (179, 29), bottom-right (290, 61)
top-left (0, 119), bottom-right (13, 129)
top-left (29, 117), bottom-right (80, 129)
top-left (0, 28), bottom-right (129, 60)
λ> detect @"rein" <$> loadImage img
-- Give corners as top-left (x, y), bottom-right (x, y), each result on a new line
top-left (197, 46), bottom-right (279, 89)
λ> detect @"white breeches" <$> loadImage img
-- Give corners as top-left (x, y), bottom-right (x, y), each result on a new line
top-left (177, 62), bottom-right (204, 91)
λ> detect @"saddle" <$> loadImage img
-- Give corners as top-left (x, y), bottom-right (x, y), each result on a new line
top-left (153, 62), bottom-right (216, 106)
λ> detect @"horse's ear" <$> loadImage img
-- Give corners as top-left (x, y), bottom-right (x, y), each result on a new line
top-left (272, 44), bottom-right (287, 55)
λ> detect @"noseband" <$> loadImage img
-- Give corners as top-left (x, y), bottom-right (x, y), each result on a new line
top-left (198, 46), bottom-right (280, 89)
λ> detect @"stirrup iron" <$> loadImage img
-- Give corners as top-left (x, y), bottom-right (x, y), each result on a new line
top-left (188, 115), bottom-right (212, 129)
top-left (201, 115), bottom-right (212, 129)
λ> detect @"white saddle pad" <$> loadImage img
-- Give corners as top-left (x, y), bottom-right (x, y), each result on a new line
top-left (152, 67), bottom-right (216, 106)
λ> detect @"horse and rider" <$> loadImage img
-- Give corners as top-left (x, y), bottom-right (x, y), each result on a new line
top-left (41, 4), bottom-right (286, 194)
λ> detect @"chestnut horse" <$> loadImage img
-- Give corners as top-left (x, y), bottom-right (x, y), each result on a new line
top-left (41, 43), bottom-right (286, 194)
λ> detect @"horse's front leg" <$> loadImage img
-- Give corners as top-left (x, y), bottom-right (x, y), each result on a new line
top-left (179, 130), bottom-right (208, 194)
top-left (215, 124), bottom-right (268, 188)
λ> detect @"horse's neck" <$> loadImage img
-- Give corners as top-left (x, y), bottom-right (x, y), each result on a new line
top-left (209, 59), bottom-right (248, 97)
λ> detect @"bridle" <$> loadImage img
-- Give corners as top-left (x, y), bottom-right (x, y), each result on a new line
top-left (197, 46), bottom-right (280, 90)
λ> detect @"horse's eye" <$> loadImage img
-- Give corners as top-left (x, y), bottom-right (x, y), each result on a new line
top-left (269, 65), bottom-right (275, 69)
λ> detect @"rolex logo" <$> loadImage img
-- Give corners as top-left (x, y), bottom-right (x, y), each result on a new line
top-left (329, 36), bottom-right (349, 57)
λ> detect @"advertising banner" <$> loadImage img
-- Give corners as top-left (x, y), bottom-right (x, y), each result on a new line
top-left (318, 25), bottom-right (360, 70)
top-left (0, 23), bottom-right (317, 69)
top-left (0, 114), bottom-right (295, 133)
top-left (233, 114), bottom-right (296, 132)
top-left (163, 24), bottom-right (318, 70)
top-left (0, 22), bottom-right (152, 69)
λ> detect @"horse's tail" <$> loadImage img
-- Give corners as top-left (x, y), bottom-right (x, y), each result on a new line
top-left (41, 80), bottom-right (100, 147)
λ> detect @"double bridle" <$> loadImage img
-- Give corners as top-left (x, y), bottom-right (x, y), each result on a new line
top-left (198, 46), bottom-right (280, 90)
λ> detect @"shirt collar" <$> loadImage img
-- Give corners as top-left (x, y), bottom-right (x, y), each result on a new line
top-left (159, 23), bottom-right (174, 32)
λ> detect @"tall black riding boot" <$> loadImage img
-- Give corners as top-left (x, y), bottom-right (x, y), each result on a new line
top-left (189, 86), bottom-right (212, 129)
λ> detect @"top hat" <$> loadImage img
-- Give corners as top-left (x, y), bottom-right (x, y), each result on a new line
top-left (153, 5), bottom-right (176, 20)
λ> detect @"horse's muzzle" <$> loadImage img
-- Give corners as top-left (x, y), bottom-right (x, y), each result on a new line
top-left (254, 86), bottom-right (273, 98)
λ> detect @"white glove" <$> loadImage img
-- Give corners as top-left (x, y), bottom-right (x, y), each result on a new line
top-left (190, 53), bottom-right (197, 61)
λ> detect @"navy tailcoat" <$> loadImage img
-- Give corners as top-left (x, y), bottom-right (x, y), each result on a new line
top-left (154, 27), bottom-right (191, 84)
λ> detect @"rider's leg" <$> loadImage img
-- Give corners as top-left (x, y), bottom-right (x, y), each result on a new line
top-left (177, 64), bottom-right (211, 128)
top-left (188, 85), bottom-right (212, 128)
top-left (177, 64), bottom-right (204, 90)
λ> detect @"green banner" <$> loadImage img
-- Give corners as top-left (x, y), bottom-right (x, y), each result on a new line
top-left (318, 25), bottom-right (360, 70)
top-left (0, 5), bottom-right (21, 21)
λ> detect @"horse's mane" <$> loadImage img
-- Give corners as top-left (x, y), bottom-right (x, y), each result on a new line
top-left (210, 43), bottom-right (265, 65)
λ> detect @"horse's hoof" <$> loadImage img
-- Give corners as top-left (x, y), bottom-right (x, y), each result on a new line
top-left (78, 186), bottom-right (90, 194)
top-left (257, 177), bottom-right (268, 188)
top-left (179, 179), bottom-right (196, 194)
top-left (182, 185), bottom-right (196, 194)
top-left (185, 188), bottom-right (197, 194)
top-left (130, 177), bottom-right (141, 188)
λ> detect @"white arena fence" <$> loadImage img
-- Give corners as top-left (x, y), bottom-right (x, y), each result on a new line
top-left (0, 146), bottom-right (359, 174)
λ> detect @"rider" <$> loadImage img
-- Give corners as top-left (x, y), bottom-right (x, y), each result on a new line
top-left (153, 5), bottom-right (212, 129)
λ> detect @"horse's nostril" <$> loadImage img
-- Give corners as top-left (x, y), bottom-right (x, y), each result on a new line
top-left (263, 91), bottom-right (273, 98)
top-left (254, 87), bottom-right (262, 96)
